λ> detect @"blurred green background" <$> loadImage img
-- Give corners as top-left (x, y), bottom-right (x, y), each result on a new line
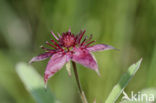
top-left (0, 0), bottom-right (156, 103)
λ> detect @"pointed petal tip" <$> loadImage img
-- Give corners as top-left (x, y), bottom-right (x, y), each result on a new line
top-left (87, 44), bottom-right (118, 52)
top-left (110, 46), bottom-right (119, 51)
top-left (29, 52), bottom-right (53, 64)
top-left (28, 59), bottom-right (35, 64)
top-left (28, 58), bottom-right (35, 64)
top-left (102, 44), bottom-right (119, 51)
top-left (105, 45), bottom-right (116, 50)
top-left (95, 69), bottom-right (101, 76)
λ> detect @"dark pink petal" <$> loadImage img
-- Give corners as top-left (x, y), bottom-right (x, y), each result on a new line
top-left (44, 52), bottom-right (71, 86)
top-left (72, 48), bottom-right (99, 75)
top-left (29, 52), bottom-right (53, 64)
top-left (87, 44), bottom-right (115, 52)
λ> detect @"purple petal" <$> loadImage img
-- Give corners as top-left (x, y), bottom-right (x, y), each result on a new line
top-left (44, 52), bottom-right (71, 85)
top-left (29, 52), bottom-right (53, 64)
top-left (72, 48), bottom-right (99, 74)
top-left (87, 44), bottom-right (115, 52)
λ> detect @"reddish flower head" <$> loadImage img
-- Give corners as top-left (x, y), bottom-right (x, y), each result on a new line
top-left (29, 29), bottom-right (115, 85)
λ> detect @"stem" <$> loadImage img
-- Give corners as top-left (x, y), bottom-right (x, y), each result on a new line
top-left (71, 61), bottom-right (88, 103)
top-left (72, 61), bottom-right (82, 93)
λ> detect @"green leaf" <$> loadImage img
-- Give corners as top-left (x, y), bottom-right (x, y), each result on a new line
top-left (0, 51), bottom-right (34, 103)
top-left (16, 62), bottom-right (58, 103)
top-left (105, 58), bottom-right (142, 103)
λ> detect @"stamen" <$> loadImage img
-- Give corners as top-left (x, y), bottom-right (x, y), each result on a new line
top-left (51, 31), bottom-right (59, 40)
top-left (85, 40), bottom-right (96, 47)
top-left (50, 39), bottom-right (64, 51)
top-left (40, 45), bottom-right (53, 51)
top-left (45, 41), bottom-right (58, 49)
top-left (73, 36), bottom-right (78, 47)
top-left (78, 30), bottom-right (86, 43)
top-left (57, 32), bottom-right (61, 38)
top-left (80, 37), bottom-right (87, 46)
top-left (85, 34), bottom-right (93, 44)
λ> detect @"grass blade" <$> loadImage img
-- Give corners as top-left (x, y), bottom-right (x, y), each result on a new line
top-left (16, 62), bottom-right (57, 103)
top-left (105, 58), bottom-right (142, 103)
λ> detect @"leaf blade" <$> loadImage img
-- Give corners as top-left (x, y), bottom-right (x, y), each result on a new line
top-left (16, 62), bottom-right (57, 103)
top-left (105, 58), bottom-right (142, 103)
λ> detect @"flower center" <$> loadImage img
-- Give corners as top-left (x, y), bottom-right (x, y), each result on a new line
top-left (60, 32), bottom-right (76, 48)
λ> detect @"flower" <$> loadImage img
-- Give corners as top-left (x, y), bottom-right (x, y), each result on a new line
top-left (29, 29), bottom-right (115, 85)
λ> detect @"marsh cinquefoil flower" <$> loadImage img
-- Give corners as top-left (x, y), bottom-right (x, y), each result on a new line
top-left (29, 29), bottom-right (114, 85)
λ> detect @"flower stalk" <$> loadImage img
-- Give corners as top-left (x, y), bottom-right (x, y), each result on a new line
top-left (72, 61), bottom-right (88, 103)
